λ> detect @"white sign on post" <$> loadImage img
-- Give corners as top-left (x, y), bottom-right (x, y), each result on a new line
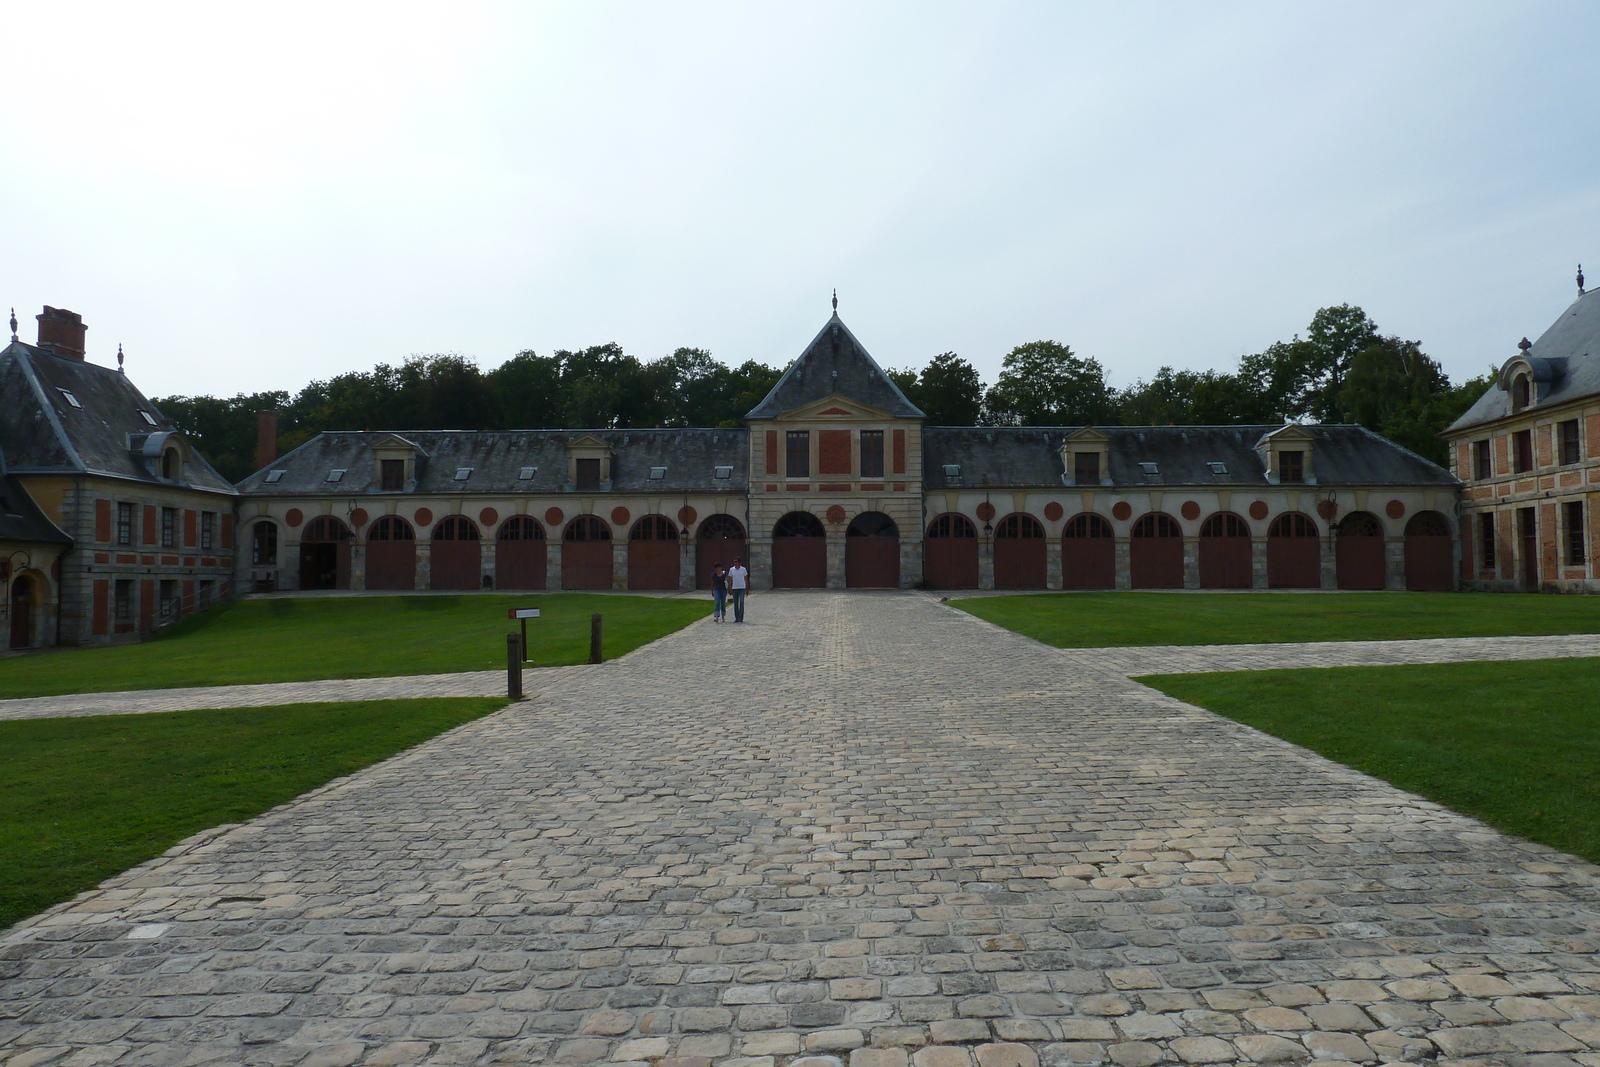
top-left (508, 608), bottom-right (541, 619)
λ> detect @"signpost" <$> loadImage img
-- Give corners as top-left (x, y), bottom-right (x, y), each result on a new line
top-left (507, 607), bottom-right (540, 662)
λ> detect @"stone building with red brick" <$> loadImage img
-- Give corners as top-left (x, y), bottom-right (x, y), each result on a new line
top-left (0, 307), bottom-right (237, 648)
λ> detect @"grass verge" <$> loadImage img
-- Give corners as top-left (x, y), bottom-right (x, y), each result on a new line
top-left (1141, 658), bottom-right (1600, 864)
top-left (0, 697), bottom-right (506, 931)
top-left (954, 590), bottom-right (1600, 648)
top-left (0, 593), bottom-right (707, 698)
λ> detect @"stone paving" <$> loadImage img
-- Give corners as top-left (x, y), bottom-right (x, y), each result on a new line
top-left (5, 592), bottom-right (1600, 1066)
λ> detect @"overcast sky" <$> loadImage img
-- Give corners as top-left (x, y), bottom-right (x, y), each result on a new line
top-left (3, 2), bottom-right (1597, 401)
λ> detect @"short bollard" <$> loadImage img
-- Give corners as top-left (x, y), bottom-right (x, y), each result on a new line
top-left (507, 633), bottom-right (523, 699)
top-left (590, 613), bottom-right (603, 664)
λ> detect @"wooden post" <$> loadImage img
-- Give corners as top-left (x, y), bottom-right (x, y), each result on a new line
top-left (507, 633), bottom-right (523, 699)
top-left (590, 612), bottom-right (602, 664)
top-left (520, 616), bottom-right (528, 662)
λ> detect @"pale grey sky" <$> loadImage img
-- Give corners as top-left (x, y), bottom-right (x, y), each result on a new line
top-left (3, 1), bottom-right (1597, 400)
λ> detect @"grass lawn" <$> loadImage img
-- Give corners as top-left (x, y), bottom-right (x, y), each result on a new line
top-left (0, 593), bottom-right (707, 698)
top-left (0, 697), bottom-right (505, 931)
top-left (1142, 658), bottom-right (1600, 864)
top-left (954, 591), bottom-right (1600, 648)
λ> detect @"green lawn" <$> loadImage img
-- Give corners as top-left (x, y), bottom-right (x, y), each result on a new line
top-left (954, 591), bottom-right (1600, 648)
top-left (0, 593), bottom-right (707, 698)
top-left (1142, 658), bottom-right (1600, 864)
top-left (0, 697), bottom-right (505, 931)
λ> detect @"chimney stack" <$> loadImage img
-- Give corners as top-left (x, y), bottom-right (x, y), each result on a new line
top-left (36, 306), bottom-right (86, 360)
top-left (255, 411), bottom-right (278, 470)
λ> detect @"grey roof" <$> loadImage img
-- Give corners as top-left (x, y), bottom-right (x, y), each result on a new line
top-left (747, 314), bottom-right (924, 419)
top-left (0, 474), bottom-right (71, 545)
top-left (1449, 287), bottom-right (1600, 431)
top-left (238, 429), bottom-right (750, 495)
top-left (924, 425), bottom-right (1455, 489)
top-left (0, 341), bottom-right (235, 494)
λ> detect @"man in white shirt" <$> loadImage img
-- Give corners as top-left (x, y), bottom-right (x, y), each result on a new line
top-left (727, 557), bottom-right (749, 623)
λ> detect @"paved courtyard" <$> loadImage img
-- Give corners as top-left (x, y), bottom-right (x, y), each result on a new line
top-left (5, 593), bottom-right (1600, 1067)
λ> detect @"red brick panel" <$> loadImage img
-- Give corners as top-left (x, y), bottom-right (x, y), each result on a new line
top-left (182, 580), bottom-right (195, 615)
top-left (1542, 502), bottom-right (1559, 579)
top-left (139, 578), bottom-right (155, 631)
top-left (142, 505), bottom-right (157, 546)
top-left (91, 580), bottom-right (108, 636)
top-left (184, 510), bottom-right (197, 548)
top-left (1535, 426), bottom-right (1554, 468)
top-left (765, 430), bottom-right (778, 475)
top-left (94, 499), bottom-right (111, 543)
top-left (221, 513), bottom-right (233, 550)
top-left (818, 430), bottom-right (852, 475)
top-left (1588, 415), bottom-right (1600, 460)
top-left (892, 429), bottom-right (906, 475)
top-left (1494, 434), bottom-right (1509, 477)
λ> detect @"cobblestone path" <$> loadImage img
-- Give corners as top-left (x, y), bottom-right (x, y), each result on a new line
top-left (5, 593), bottom-right (1600, 1067)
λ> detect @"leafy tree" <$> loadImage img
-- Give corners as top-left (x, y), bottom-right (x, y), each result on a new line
top-left (983, 341), bottom-right (1114, 426)
top-left (154, 390), bottom-right (293, 482)
top-left (915, 351), bottom-right (985, 425)
top-left (487, 350), bottom-right (563, 428)
top-left (1117, 367), bottom-right (1275, 425)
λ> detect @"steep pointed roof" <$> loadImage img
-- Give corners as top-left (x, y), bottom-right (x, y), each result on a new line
top-left (746, 314), bottom-right (924, 419)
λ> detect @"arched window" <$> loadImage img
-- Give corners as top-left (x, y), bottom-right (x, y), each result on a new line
top-left (995, 513), bottom-right (1044, 538)
top-left (1512, 374), bottom-right (1531, 412)
top-left (498, 515), bottom-right (545, 541)
top-left (161, 448), bottom-right (180, 480)
top-left (927, 513), bottom-right (977, 539)
top-left (847, 512), bottom-right (898, 538)
top-left (251, 521), bottom-right (278, 564)
top-left (1132, 513), bottom-right (1181, 538)
top-left (774, 511), bottom-right (825, 538)
top-left (630, 515), bottom-right (678, 540)
top-left (433, 515), bottom-right (479, 541)
top-left (1337, 512), bottom-right (1383, 538)
top-left (367, 515), bottom-right (413, 541)
top-left (698, 514), bottom-right (746, 540)
top-left (1405, 511), bottom-right (1451, 537)
top-left (1269, 513), bottom-right (1318, 538)
top-left (1200, 513), bottom-right (1250, 538)
top-left (564, 515), bottom-right (611, 541)
top-left (1063, 513), bottom-right (1112, 539)
top-left (303, 515), bottom-right (353, 541)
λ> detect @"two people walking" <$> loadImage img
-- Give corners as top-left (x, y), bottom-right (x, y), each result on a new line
top-left (710, 557), bottom-right (748, 623)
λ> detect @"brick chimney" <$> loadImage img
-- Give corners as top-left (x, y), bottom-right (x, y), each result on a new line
top-left (36, 306), bottom-right (86, 360)
top-left (255, 411), bottom-right (278, 470)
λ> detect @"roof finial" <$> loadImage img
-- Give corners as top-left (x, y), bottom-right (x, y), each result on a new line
top-left (832, 288), bottom-right (837, 314)
top-left (8, 308), bottom-right (16, 343)
top-left (1518, 337), bottom-right (1532, 354)
top-left (117, 343), bottom-right (125, 373)
top-left (1580, 264), bottom-right (1586, 295)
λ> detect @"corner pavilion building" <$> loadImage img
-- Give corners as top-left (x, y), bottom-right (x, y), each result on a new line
top-left (237, 312), bottom-right (1460, 595)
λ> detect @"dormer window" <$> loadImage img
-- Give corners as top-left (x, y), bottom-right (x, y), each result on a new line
top-left (381, 459), bottom-right (405, 491)
top-left (58, 389), bottom-right (81, 408)
top-left (1511, 374), bottom-right (1531, 413)
top-left (453, 467), bottom-right (473, 481)
top-left (161, 449), bottom-right (180, 480)
top-left (139, 410), bottom-right (158, 426)
top-left (713, 465), bottom-right (733, 480)
top-left (576, 458), bottom-right (602, 491)
top-left (1279, 451), bottom-right (1304, 483)
top-left (648, 466), bottom-right (667, 480)
top-left (518, 466), bottom-right (537, 480)
top-left (327, 469), bottom-right (346, 482)
top-left (1074, 453), bottom-right (1099, 484)
top-left (265, 469), bottom-right (286, 483)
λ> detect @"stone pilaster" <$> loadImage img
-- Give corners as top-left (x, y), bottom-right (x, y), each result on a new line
top-left (826, 536), bottom-right (846, 590)
top-left (900, 536), bottom-right (923, 589)
top-left (1114, 540), bottom-right (1132, 590)
top-left (546, 542), bottom-right (563, 591)
top-left (1182, 538), bottom-right (1200, 590)
top-left (613, 541), bottom-right (629, 591)
top-left (1251, 538), bottom-right (1268, 589)
top-left (1046, 539), bottom-right (1063, 591)
top-left (680, 540), bottom-right (696, 591)
top-left (415, 542), bottom-right (431, 590)
top-left (978, 538), bottom-right (994, 590)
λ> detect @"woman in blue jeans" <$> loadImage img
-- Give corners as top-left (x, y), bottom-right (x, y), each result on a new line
top-left (710, 565), bottom-right (728, 622)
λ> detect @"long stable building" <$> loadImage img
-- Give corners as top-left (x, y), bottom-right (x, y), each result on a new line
top-left (236, 311), bottom-right (1461, 597)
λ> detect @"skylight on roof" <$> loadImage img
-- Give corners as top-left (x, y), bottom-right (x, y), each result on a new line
top-left (713, 465), bottom-right (733, 479)
top-left (138, 410), bottom-right (157, 426)
top-left (943, 463), bottom-right (962, 480)
top-left (648, 466), bottom-right (667, 480)
top-left (264, 469), bottom-right (286, 483)
top-left (1208, 461), bottom-right (1228, 475)
top-left (1139, 462), bottom-right (1159, 475)
top-left (57, 388), bottom-right (81, 408)
top-left (326, 469), bottom-right (346, 482)
top-left (454, 467), bottom-right (473, 480)
top-left (518, 466), bottom-right (537, 480)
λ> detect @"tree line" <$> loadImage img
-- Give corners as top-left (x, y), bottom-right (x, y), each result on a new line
top-left (159, 304), bottom-right (1493, 483)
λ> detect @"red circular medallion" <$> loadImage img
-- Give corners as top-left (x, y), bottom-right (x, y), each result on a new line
top-left (678, 505), bottom-right (697, 526)
top-left (349, 508), bottom-right (369, 528)
top-left (544, 507), bottom-right (564, 526)
top-left (285, 508), bottom-right (303, 528)
top-left (1386, 499), bottom-right (1406, 520)
top-left (1249, 500), bottom-right (1270, 521)
top-left (414, 507), bottom-right (433, 527)
top-left (479, 507), bottom-right (498, 527)
top-left (1043, 502), bottom-right (1064, 522)
top-left (611, 506), bottom-right (631, 527)
top-left (1180, 501), bottom-right (1201, 521)
top-left (1316, 500), bottom-right (1337, 520)
top-left (826, 505), bottom-right (847, 525)
top-left (975, 502), bottom-right (996, 522)
top-left (1111, 501), bottom-right (1132, 521)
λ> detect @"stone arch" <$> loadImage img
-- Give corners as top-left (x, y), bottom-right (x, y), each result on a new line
top-left (301, 515), bottom-right (354, 590)
top-left (629, 515), bottom-right (680, 590)
top-left (1197, 512), bottom-right (1251, 589)
top-left (696, 515), bottom-right (747, 589)
top-left (845, 511), bottom-right (899, 588)
top-left (1130, 512), bottom-right (1183, 589)
top-left (772, 511), bottom-right (826, 589)
top-left (1061, 512), bottom-right (1114, 590)
top-left (563, 515), bottom-right (613, 590)
top-left (994, 512), bottom-right (1046, 589)
top-left (496, 515), bottom-right (547, 590)
top-left (364, 515), bottom-right (414, 590)
top-left (1335, 511), bottom-right (1386, 590)
top-left (431, 515), bottom-right (482, 590)
top-left (924, 513), bottom-right (978, 589)
top-left (1404, 510), bottom-right (1454, 592)
top-left (1267, 512), bottom-right (1320, 588)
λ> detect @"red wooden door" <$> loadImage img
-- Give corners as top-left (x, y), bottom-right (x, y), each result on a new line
top-left (924, 539), bottom-right (978, 588)
top-left (1130, 514), bottom-right (1183, 589)
top-left (1404, 512), bottom-right (1453, 592)
top-left (1062, 514), bottom-right (1114, 589)
top-left (994, 514), bottom-right (1046, 589)
top-left (1267, 539), bottom-right (1320, 587)
top-left (696, 540), bottom-right (746, 588)
top-left (496, 542), bottom-right (546, 590)
top-left (562, 542), bottom-right (613, 589)
top-left (430, 542), bottom-right (482, 590)
top-left (846, 538), bottom-right (899, 587)
top-left (1335, 513), bottom-right (1385, 590)
top-left (629, 541), bottom-right (680, 589)
top-left (772, 538), bottom-right (827, 587)
top-left (366, 543), bottom-right (415, 590)
top-left (1198, 538), bottom-right (1249, 588)
top-left (9, 578), bottom-right (31, 648)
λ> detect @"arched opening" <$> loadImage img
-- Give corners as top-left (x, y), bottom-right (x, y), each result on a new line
top-left (496, 516), bottom-right (547, 590)
top-left (9, 575), bottom-right (34, 649)
top-left (994, 513), bottom-right (1046, 589)
top-left (563, 515), bottom-right (613, 589)
top-left (1061, 513), bottom-right (1114, 590)
top-left (1404, 510), bottom-right (1454, 592)
top-left (1267, 512), bottom-right (1320, 588)
top-left (430, 515), bottom-right (482, 591)
top-left (300, 515), bottom-right (354, 590)
top-left (364, 515), bottom-right (414, 590)
top-left (1198, 512), bottom-right (1251, 589)
top-left (924, 513), bottom-right (979, 589)
top-left (628, 515), bottom-right (680, 590)
top-left (696, 515), bottom-right (746, 589)
top-left (1130, 512), bottom-right (1184, 589)
top-left (772, 511), bottom-right (827, 588)
top-left (251, 521), bottom-right (278, 566)
top-left (1335, 511), bottom-right (1385, 590)
top-left (1512, 374), bottom-right (1531, 413)
top-left (845, 512), bottom-right (899, 588)
top-left (161, 448), bottom-right (180, 481)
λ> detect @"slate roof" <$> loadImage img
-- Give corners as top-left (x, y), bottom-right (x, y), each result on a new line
top-left (0, 473), bottom-right (71, 545)
top-left (238, 429), bottom-right (750, 495)
top-left (924, 425), bottom-right (1455, 489)
top-left (0, 341), bottom-right (235, 494)
top-left (747, 314), bottom-right (924, 419)
top-left (1449, 287), bottom-right (1600, 432)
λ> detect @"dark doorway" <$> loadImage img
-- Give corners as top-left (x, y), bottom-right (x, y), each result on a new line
top-left (430, 515), bottom-right (482, 590)
top-left (1518, 507), bottom-right (1538, 591)
top-left (9, 576), bottom-right (33, 649)
top-left (628, 515), bottom-right (681, 590)
top-left (1197, 513), bottom-right (1251, 589)
top-left (364, 515), bottom-right (414, 590)
top-left (1267, 512), bottom-right (1320, 588)
top-left (696, 515), bottom-right (747, 589)
top-left (496, 516), bottom-right (547, 590)
top-left (994, 513), bottom-right (1047, 589)
top-left (1130, 513), bottom-right (1184, 589)
top-left (563, 515), bottom-right (614, 590)
top-left (846, 512), bottom-right (900, 588)
top-left (772, 511), bottom-right (827, 588)
top-left (301, 515), bottom-right (353, 590)
top-left (1061, 513), bottom-right (1115, 589)
top-left (1335, 511), bottom-right (1385, 590)
top-left (924, 513), bottom-right (979, 589)
top-left (1404, 511), bottom-right (1454, 592)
